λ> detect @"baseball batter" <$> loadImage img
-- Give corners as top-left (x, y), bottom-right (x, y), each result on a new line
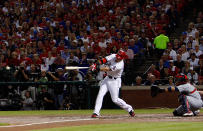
top-left (152, 74), bottom-right (203, 116)
top-left (91, 50), bottom-right (135, 118)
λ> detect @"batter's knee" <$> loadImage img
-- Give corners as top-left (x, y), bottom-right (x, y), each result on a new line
top-left (112, 98), bottom-right (119, 105)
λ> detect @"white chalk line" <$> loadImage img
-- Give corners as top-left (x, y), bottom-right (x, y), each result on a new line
top-left (0, 118), bottom-right (93, 128)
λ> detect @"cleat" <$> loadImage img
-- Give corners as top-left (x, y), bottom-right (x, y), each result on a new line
top-left (183, 111), bottom-right (193, 117)
top-left (129, 110), bottom-right (135, 117)
top-left (193, 110), bottom-right (200, 116)
top-left (91, 113), bottom-right (99, 118)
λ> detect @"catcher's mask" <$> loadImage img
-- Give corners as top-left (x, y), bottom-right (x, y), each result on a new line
top-left (116, 50), bottom-right (128, 60)
top-left (175, 74), bottom-right (188, 86)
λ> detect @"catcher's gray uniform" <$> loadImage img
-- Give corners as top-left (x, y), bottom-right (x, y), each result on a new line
top-left (174, 83), bottom-right (203, 116)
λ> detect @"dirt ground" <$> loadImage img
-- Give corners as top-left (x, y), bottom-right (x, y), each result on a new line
top-left (0, 113), bottom-right (203, 131)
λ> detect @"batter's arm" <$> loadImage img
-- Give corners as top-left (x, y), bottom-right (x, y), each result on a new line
top-left (100, 66), bottom-right (111, 72)
top-left (98, 58), bottom-right (107, 65)
top-left (198, 91), bottom-right (203, 96)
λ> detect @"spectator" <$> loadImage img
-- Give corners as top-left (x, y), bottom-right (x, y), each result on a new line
top-left (86, 48), bottom-right (96, 59)
top-left (32, 54), bottom-right (42, 66)
top-left (128, 39), bottom-right (139, 57)
top-left (37, 70), bottom-right (49, 94)
top-left (167, 43), bottom-right (177, 60)
top-left (52, 53), bottom-right (65, 69)
top-left (37, 87), bottom-right (55, 110)
top-left (187, 41), bottom-right (193, 52)
top-left (48, 68), bottom-right (66, 109)
top-left (123, 43), bottom-right (134, 60)
top-left (20, 52), bottom-right (32, 66)
top-left (14, 63), bottom-right (29, 98)
top-left (193, 44), bottom-right (202, 57)
top-left (194, 31), bottom-right (200, 46)
top-left (79, 53), bottom-right (89, 75)
top-left (188, 53), bottom-right (200, 70)
top-left (92, 42), bottom-right (101, 55)
top-left (0, 52), bottom-right (8, 68)
top-left (45, 51), bottom-right (56, 67)
top-left (57, 42), bottom-right (65, 54)
top-left (80, 40), bottom-right (90, 53)
top-left (134, 35), bottom-right (145, 63)
top-left (66, 52), bottom-right (79, 65)
top-left (7, 51), bottom-right (20, 68)
top-left (187, 67), bottom-right (199, 85)
top-left (135, 76), bottom-right (143, 86)
top-left (181, 31), bottom-right (188, 45)
top-left (134, 35), bottom-right (144, 55)
top-left (181, 45), bottom-right (190, 62)
top-left (39, 48), bottom-right (48, 60)
top-left (173, 39), bottom-right (181, 52)
top-left (2, 85), bottom-right (18, 99)
top-left (98, 37), bottom-right (107, 49)
top-left (139, 32), bottom-right (152, 57)
top-left (187, 35), bottom-right (196, 50)
top-left (195, 16), bottom-right (203, 28)
top-left (168, 60), bottom-right (179, 77)
top-left (198, 60), bottom-right (203, 84)
top-left (199, 37), bottom-right (203, 51)
top-left (168, 76), bottom-right (175, 86)
top-left (156, 59), bottom-right (168, 82)
top-left (182, 61), bottom-right (191, 75)
top-left (148, 64), bottom-right (160, 80)
top-left (84, 71), bottom-right (94, 82)
top-left (161, 54), bottom-right (170, 68)
top-left (153, 32), bottom-right (169, 58)
top-left (144, 73), bottom-right (159, 86)
top-left (187, 22), bottom-right (198, 38)
top-left (61, 47), bottom-right (70, 60)
top-left (27, 64), bottom-right (39, 101)
top-left (67, 69), bottom-right (83, 81)
top-left (22, 91), bottom-right (33, 110)
top-left (174, 54), bottom-right (185, 72)
top-left (40, 60), bottom-right (49, 72)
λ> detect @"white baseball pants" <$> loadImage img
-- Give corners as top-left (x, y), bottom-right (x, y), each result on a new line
top-left (93, 76), bottom-right (133, 115)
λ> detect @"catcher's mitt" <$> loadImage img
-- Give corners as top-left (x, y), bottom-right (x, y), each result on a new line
top-left (150, 85), bottom-right (165, 97)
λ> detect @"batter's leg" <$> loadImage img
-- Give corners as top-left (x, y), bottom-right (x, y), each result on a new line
top-left (108, 80), bottom-right (133, 112)
top-left (93, 82), bottom-right (108, 115)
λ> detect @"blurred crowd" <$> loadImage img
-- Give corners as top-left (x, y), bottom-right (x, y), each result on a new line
top-left (0, 0), bottom-right (189, 110)
top-left (137, 13), bottom-right (203, 86)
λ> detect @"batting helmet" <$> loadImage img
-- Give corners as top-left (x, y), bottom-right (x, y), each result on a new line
top-left (175, 74), bottom-right (188, 86)
top-left (116, 50), bottom-right (128, 60)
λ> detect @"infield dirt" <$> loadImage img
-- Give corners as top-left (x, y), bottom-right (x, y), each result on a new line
top-left (0, 113), bottom-right (203, 131)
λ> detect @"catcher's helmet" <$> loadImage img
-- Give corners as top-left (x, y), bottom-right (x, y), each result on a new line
top-left (175, 74), bottom-right (188, 86)
top-left (116, 49), bottom-right (128, 60)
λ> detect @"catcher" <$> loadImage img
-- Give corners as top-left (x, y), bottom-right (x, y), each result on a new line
top-left (151, 74), bottom-right (203, 116)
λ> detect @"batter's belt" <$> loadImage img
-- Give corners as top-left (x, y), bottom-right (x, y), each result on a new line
top-left (108, 75), bottom-right (119, 80)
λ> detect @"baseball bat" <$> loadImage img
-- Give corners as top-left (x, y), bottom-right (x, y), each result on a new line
top-left (65, 66), bottom-right (89, 70)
